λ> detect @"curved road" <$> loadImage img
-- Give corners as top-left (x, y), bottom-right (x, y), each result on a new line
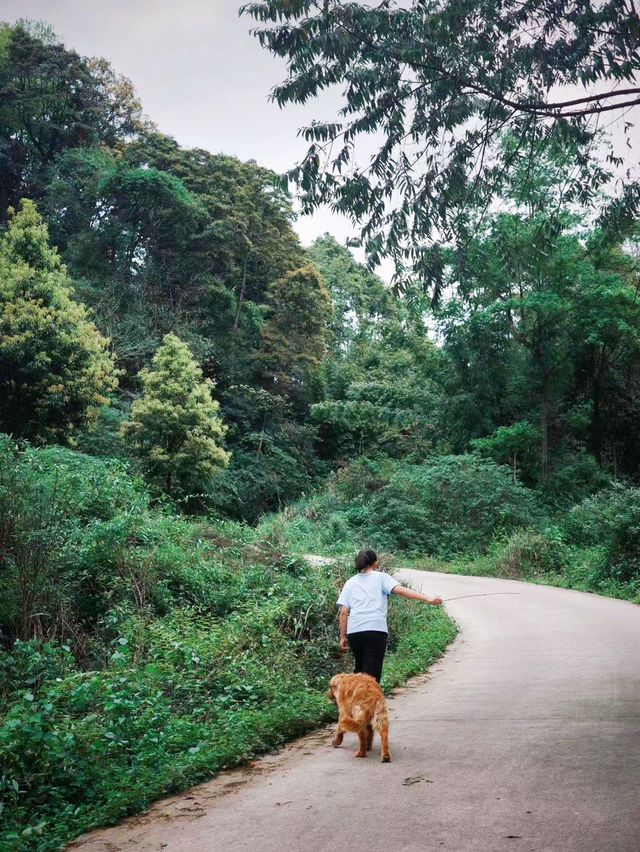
top-left (70, 571), bottom-right (640, 852)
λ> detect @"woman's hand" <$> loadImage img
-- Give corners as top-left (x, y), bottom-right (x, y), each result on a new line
top-left (392, 586), bottom-right (442, 605)
top-left (340, 635), bottom-right (349, 651)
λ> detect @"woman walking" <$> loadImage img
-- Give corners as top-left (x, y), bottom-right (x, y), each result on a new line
top-left (337, 549), bottom-right (442, 682)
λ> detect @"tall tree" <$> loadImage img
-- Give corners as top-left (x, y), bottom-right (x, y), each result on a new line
top-left (122, 334), bottom-right (230, 502)
top-left (440, 211), bottom-right (640, 482)
top-left (0, 200), bottom-right (118, 443)
top-left (0, 22), bottom-right (142, 222)
top-left (260, 264), bottom-right (333, 401)
top-left (39, 132), bottom-right (307, 384)
top-left (308, 234), bottom-right (396, 349)
top-left (123, 134), bottom-right (305, 325)
top-left (242, 0), bottom-right (639, 291)
top-left (570, 233), bottom-right (640, 472)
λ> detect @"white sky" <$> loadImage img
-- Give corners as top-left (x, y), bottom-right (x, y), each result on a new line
top-left (2, 0), bottom-right (638, 281)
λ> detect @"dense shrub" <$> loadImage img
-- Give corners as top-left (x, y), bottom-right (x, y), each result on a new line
top-left (366, 455), bottom-right (541, 557)
top-left (470, 420), bottom-right (541, 486)
top-left (212, 439), bottom-right (318, 523)
top-left (0, 557), bottom-right (455, 851)
top-left (540, 451), bottom-right (612, 509)
top-left (563, 484), bottom-right (637, 544)
top-left (332, 456), bottom-right (392, 502)
top-left (0, 436), bottom-right (246, 648)
top-left (0, 437), bottom-right (144, 643)
top-left (263, 455), bottom-right (542, 559)
top-left (563, 485), bottom-right (640, 586)
top-left (440, 485), bottom-right (640, 602)
top-left (491, 528), bottom-right (569, 580)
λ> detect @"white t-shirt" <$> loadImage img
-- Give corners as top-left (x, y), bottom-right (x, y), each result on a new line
top-left (337, 571), bottom-right (399, 634)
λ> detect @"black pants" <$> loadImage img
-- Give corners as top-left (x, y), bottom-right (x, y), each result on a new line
top-left (347, 631), bottom-right (388, 683)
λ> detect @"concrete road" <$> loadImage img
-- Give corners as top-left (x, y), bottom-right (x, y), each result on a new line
top-left (69, 571), bottom-right (640, 852)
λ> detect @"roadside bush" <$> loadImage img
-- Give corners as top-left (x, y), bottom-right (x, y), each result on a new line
top-left (441, 484), bottom-right (640, 602)
top-left (561, 484), bottom-right (640, 586)
top-left (367, 455), bottom-right (542, 557)
top-left (608, 500), bottom-right (640, 585)
top-left (570, 486), bottom-right (640, 582)
top-left (491, 528), bottom-right (569, 580)
top-left (0, 640), bottom-right (76, 703)
top-left (259, 455), bottom-right (542, 560)
top-left (541, 451), bottom-right (612, 509)
top-left (562, 483), bottom-right (639, 545)
top-left (257, 497), bottom-right (357, 555)
top-left (0, 558), bottom-right (455, 851)
top-left (0, 436), bottom-right (252, 651)
top-left (0, 437), bottom-right (143, 643)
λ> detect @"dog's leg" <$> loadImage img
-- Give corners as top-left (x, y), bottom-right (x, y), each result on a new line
top-left (354, 727), bottom-right (368, 758)
top-left (332, 712), bottom-right (346, 748)
top-left (366, 722), bottom-right (373, 751)
top-left (379, 720), bottom-right (391, 763)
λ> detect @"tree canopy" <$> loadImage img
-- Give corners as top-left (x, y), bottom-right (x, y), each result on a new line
top-left (0, 21), bottom-right (142, 223)
top-left (1, 16), bottom-right (640, 516)
top-left (0, 201), bottom-right (118, 443)
top-left (122, 333), bottom-right (230, 504)
top-left (242, 0), bottom-right (640, 293)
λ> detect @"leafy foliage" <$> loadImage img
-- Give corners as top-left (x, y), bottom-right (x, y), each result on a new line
top-left (563, 485), bottom-right (640, 586)
top-left (0, 22), bottom-right (142, 224)
top-left (122, 334), bottom-right (230, 504)
top-left (260, 264), bottom-right (332, 399)
top-left (438, 191), bottom-right (640, 484)
top-left (471, 421), bottom-right (541, 486)
top-left (271, 454), bottom-right (541, 558)
top-left (365, 456), bottom-right (541, 557)
top-left (0, 201), bottom-right (118, 443)
top-left (0, 437), bottom-right (455, 850)
top-left (242, 0), bottom-right (638, 288)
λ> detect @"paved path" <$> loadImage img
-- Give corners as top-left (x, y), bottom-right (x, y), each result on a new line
top-left (69, 571), bottom-right (640, 852)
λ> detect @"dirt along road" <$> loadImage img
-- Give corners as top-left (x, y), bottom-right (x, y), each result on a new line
top-left (69, 570), bottom-right (640, 852)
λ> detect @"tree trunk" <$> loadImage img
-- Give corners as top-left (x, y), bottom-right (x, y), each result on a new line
top-left (233, 255), bottom-right (249, 330)
top-left (591, 354), bottom-right (603, 465)
top-left (540, 398), bottom-right (549, 483)
top-left (256, 411), bottom-right (268, 456)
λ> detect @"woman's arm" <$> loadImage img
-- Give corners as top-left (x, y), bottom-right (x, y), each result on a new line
top-left (392, 586), bottom-right (442, 605)
top-left (339, 605), bottom-right (349, 650)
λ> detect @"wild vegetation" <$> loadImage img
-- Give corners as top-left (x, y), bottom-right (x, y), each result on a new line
top-left (1, 13), bottom-right (640, 851)
top-left (0, 437), bottom-right (455, 849)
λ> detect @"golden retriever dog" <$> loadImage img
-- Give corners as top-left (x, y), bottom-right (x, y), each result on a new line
top-left (327, 673), bottom-right (391, 762)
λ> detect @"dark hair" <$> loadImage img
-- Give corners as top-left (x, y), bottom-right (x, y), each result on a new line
top-left (355, 549), bottom-right (378, 572)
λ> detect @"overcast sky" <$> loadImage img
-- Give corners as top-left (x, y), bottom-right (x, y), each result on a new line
top-left (3, 1), bottom-right (638, 278)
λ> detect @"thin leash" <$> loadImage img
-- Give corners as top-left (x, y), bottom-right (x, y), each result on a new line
top-left (442, 592), bottom-right (520, 602)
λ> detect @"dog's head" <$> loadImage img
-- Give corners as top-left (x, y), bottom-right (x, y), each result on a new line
top-left (327, 673), bottom-right (348, 703)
